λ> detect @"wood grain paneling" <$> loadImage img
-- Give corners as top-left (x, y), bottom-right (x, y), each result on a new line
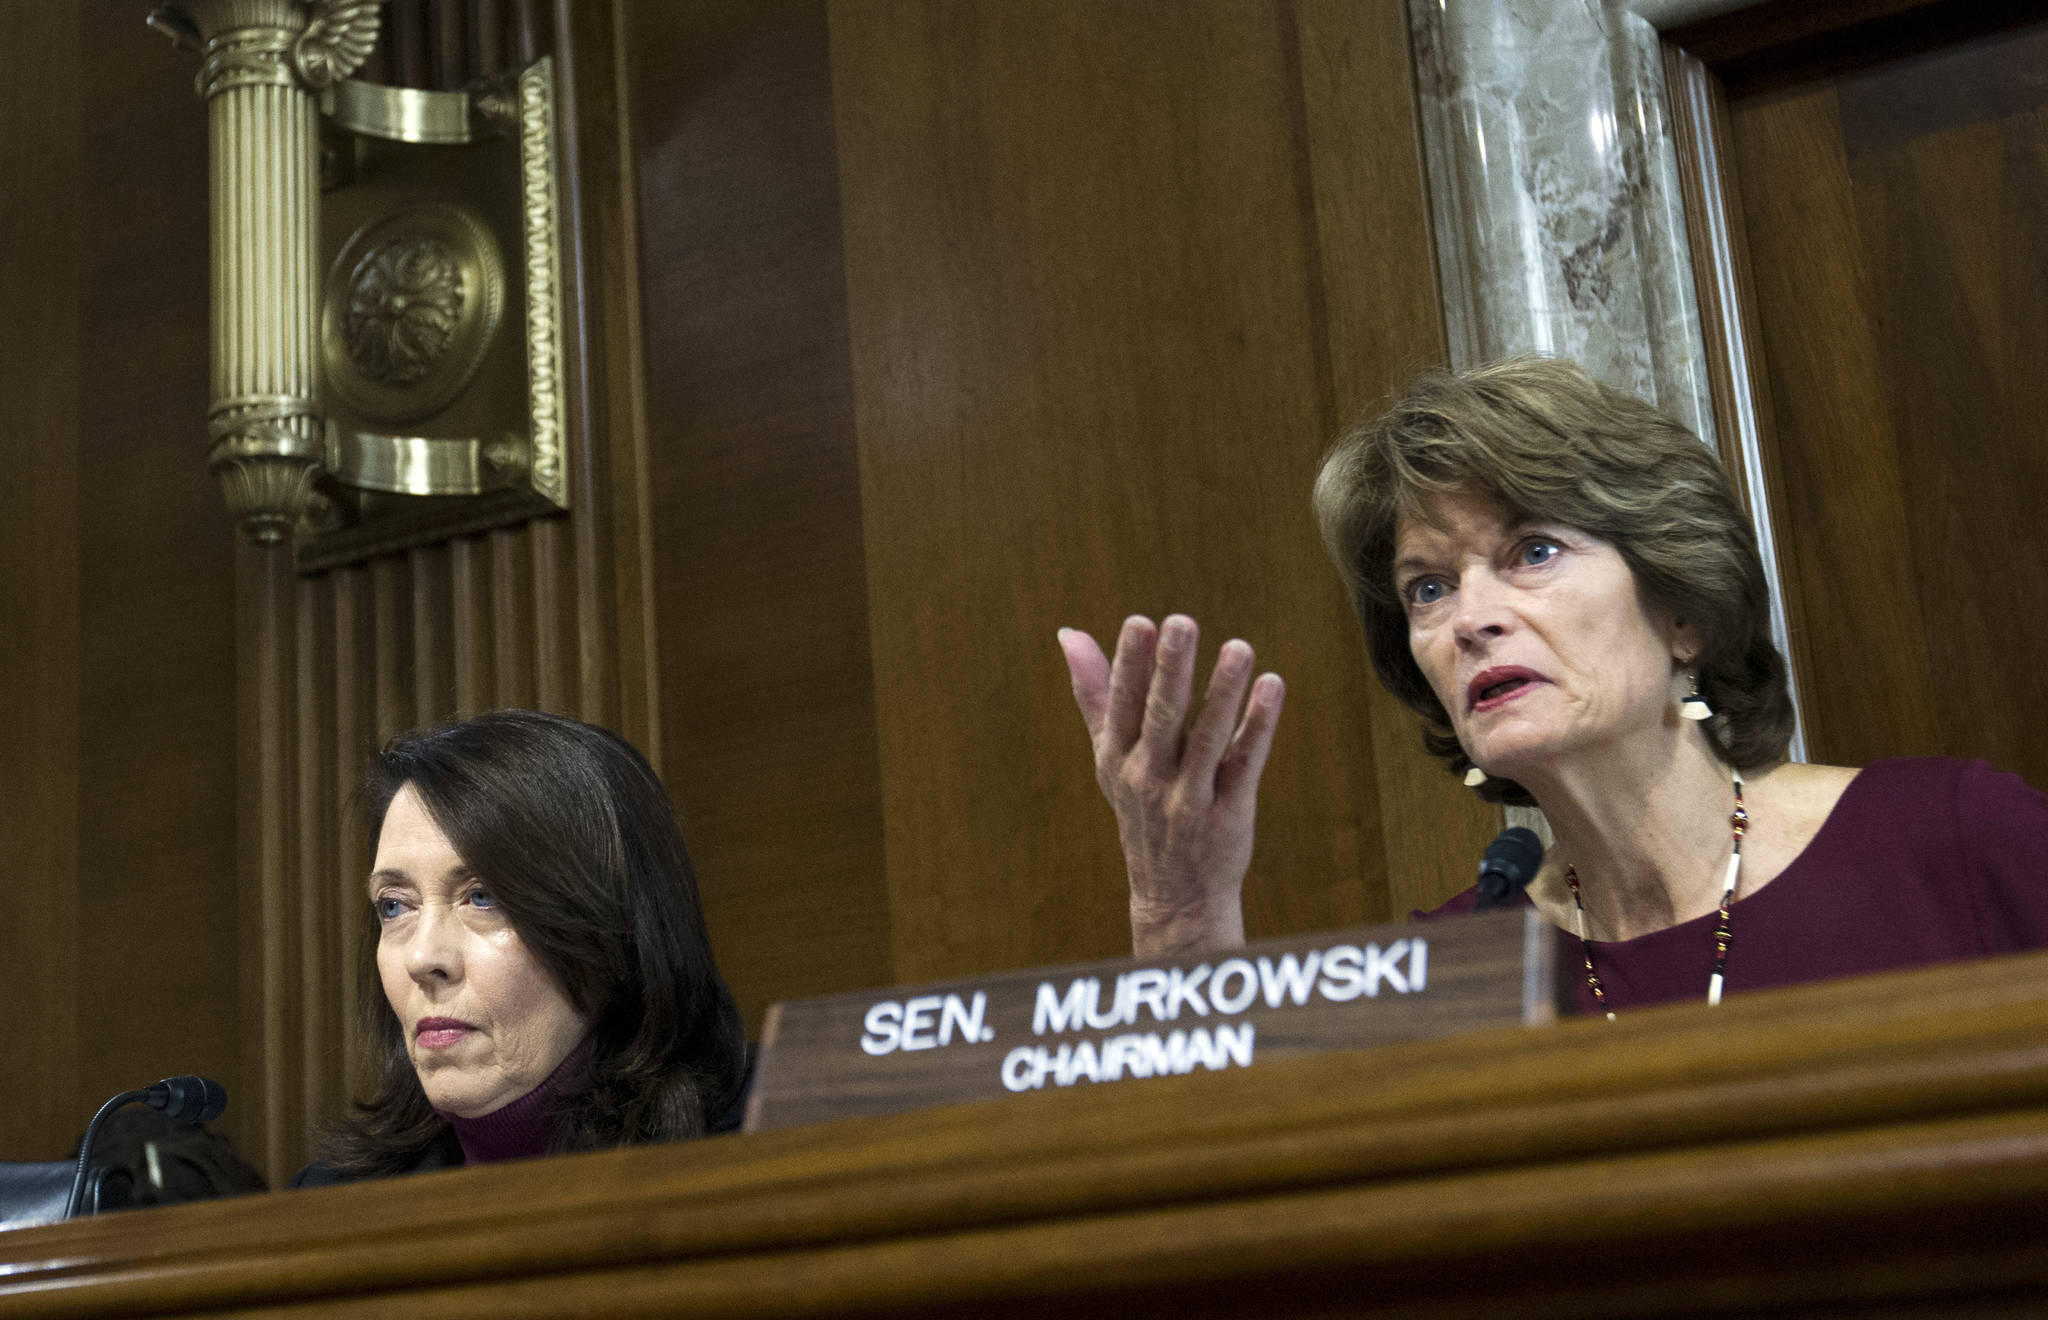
top-left (576, 0), bottom-right (662, 750)
top-left (239, 549), bottom-right (304, 1182)
top-left (1723, 17), bottom-right (2048, 785)
top-left (488, 529), bottom-right (537, 707)
top-left (1291, 0), bottom-right (1503, 922)
top-left (0, 3), bottom-right (244, 1168)
top-left (75, 4), bottom-right (238, 1133)
top-left (1669, 0), bottom-right (2044, 96)
top-left (1843, 28), bottom-right (2048, 784)
top-left (553, 0), bottom-right (661, 743)
top-left (328, 564), bottom-right (376, 1099)
top-left (1725, 85), bottom-right (1945, 765)
top-left (0, 0), bottom-right (84, 1164)
top-left (627, 0), bottom-right (894, 1026)
top-left (829, 0), bottom-right (1481, 981)
top-left (294, 573), bottom-right (338, 1142)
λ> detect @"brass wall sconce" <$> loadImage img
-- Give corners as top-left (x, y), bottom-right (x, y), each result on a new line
top-left (150, 1), bottom-right (567, 570)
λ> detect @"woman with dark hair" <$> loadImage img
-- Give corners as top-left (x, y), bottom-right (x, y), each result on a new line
top-left (1059, 356), bottom-right (2048, 1015)
top-left (295, 710), bottom-right (745, 1185)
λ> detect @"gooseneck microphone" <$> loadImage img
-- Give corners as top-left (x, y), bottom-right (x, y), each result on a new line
top-left (64, 1076), bottom-right (227, 1220)
top-left (1474, 826), bottom-right (1544, 912)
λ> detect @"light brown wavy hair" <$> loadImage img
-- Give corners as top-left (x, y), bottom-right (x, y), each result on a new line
top-left (1313, 356), bottom-right (1794, 806)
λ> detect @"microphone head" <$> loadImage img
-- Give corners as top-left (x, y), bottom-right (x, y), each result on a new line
top-left (1474, 825), bottom-right (1545, 910)
top-left (147, 1076), bottom-right (228, 1124)
top-left (1481, 826), bottom-right (1544, 881)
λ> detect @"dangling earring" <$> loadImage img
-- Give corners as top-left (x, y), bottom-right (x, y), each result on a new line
top-left (1464, 766), bottom-right (1488, 787)
top-left (1679, 673), bottom-right (1714, 722)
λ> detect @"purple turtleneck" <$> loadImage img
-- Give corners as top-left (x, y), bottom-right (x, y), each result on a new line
top-left (436, 1035), bottom-right (593, 1166)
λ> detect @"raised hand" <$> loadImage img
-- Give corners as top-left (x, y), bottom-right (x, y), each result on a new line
top-left (1058, 615), bottom-right (1284, 957)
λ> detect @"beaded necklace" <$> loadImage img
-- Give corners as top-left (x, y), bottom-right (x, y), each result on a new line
top-left (1564, 767), bottom-right (1747, 1021)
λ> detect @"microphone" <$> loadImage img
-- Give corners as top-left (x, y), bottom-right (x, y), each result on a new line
top-left (64, 1076), bottom-right (227, 1219)
top-left (1474, 826), bottom-right (1544, 912)
top-left (147, 1075), bottom-right (228, 1125)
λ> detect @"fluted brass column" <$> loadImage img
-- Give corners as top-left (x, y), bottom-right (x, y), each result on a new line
top-left (155, 2), bottom-right (382, 545)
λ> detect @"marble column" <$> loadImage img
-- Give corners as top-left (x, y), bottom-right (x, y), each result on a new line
top-left (1409, 0), bottom-right (1714, 443)
top-left (1407, 0), bottom-right (1805, 766)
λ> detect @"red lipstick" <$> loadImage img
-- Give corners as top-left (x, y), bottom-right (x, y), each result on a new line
top-left (415, 1017), bottom-right (477, 1049)
top-left (1467, 666), bottom-right (1547, 712)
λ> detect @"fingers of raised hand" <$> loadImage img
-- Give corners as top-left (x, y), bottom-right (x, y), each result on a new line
top-left (1057, 627), bottom-right (1113, 741)
top-left (1181, 638), bottom-right (1255, 782)
top-left (1139, 614), bottom-right (1199, 761)
top-left (1216, 672), bottom-right (1285, 804)
top-left (1102, 615), bottom-right (1159, 762)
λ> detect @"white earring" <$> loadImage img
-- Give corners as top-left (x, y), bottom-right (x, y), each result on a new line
top-left (1463, 766), bottom-right (1487, 787)
top-left (1679, 672), bottom-right (1714, 722)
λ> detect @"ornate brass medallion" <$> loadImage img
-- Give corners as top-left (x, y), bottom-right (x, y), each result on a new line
top-left (324, 204), bottom-right (504, 423)
top-left (297, 55), bottom-right (569, 570)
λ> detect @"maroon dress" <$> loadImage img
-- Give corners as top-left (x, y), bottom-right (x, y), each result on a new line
top-left (1417, 758), bottom-right (2048, 1015)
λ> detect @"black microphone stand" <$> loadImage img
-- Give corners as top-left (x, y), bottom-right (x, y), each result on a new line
top-left (64, 1077), bottom-right (227, 1220)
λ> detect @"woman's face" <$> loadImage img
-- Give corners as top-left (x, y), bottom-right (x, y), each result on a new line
top-left (1394, 491), bottom-right (1694, 780)
top-left (370, 784), bottom-right (589, 1118)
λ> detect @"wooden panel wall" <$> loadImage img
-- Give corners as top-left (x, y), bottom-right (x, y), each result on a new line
top-left (628, 0), bottom-right (897, 1028)
top-left (0, 0), bottom-right (86, 1167)
top-left (1719, 15), bottom-right (2048, 785)
top-left (76, 6), bottom-right (240, 1144)
top-left (1293, 0), bottom-right (1506, 926)
top-left (629, 0), bottom-right (1498, 1027)
top-left (0, 6), bottom-right (242, 1165)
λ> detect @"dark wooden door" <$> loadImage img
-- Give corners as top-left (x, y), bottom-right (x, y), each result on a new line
top-left (1680, 7), bottom-right (2048, 787)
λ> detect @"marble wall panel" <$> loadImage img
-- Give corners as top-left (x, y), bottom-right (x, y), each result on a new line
top-left (1410, 0), bottom-right (1715, 443)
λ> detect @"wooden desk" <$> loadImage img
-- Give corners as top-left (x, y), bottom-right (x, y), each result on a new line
top-left (8, 952), bottom-right (2048, 1318)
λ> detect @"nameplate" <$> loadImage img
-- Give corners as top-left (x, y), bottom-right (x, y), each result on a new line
top-left (744, 909), bottom-right (1569, 1132)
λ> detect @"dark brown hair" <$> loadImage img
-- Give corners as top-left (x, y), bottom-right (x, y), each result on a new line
top-left (1314, 356), bottom-right (1794, 805)
top-left (317, 710), bottom-right (746, 1176)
